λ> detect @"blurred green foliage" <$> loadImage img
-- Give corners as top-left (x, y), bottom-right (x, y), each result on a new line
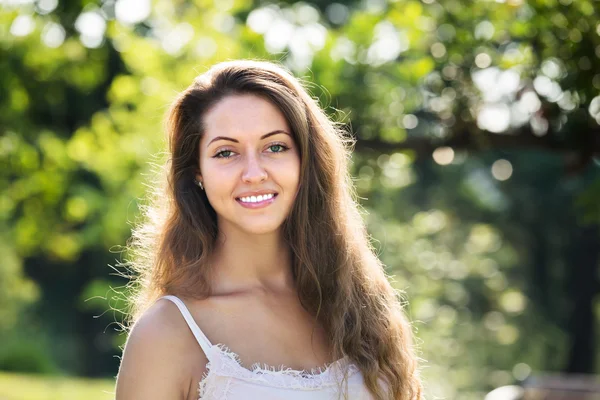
top-left (0, 333), bottom-right (57, 374)
top-left (1, 0), bottom-right (600, 398)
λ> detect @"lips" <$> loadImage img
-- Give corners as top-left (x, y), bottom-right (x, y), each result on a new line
top-left (235, 193), bottom-right (278, 209)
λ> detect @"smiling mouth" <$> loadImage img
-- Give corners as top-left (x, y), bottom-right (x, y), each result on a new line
top-left (235, 193), bottom-right (278, 204)
top-left (235, 193), bottom-right (278, 208)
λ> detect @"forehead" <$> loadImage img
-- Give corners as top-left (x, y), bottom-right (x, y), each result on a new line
top-left (202, 94), bottom-right (290, 140)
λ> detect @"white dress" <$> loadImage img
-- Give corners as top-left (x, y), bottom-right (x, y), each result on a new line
top-left (158, 295), bottom-right (374, 399)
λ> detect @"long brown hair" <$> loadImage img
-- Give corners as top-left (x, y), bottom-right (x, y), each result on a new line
top-left (123, 60), bottom-right (423, 400)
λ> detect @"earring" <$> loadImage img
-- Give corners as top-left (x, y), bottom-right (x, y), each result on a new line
top-left (195, 179), bottom-right (204, 190)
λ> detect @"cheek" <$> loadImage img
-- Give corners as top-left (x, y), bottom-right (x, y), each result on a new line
top-left (206, 173), bottom-right (231, 195)
top-left (284, 155), bottom-right (301, 189)
top-left (201, 166), bottom-right (232, 203)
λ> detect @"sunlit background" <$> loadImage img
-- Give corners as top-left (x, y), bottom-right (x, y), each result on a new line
top-left (2, 0), bottom-right (600, 399)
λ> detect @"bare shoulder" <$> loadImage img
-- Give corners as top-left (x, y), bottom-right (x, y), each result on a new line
top-left (115, 298), bottom-right (209, 400)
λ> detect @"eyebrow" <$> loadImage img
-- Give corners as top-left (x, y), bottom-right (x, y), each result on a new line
top-left (207, 130), bottom-right (291, 147)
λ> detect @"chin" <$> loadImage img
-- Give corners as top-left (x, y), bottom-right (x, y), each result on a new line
top-left (242, 224), bottom-right (282, 235)
top-left (235, 216), bottom-right (285, 235)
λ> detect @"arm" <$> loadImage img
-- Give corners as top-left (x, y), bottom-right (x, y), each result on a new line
top-left (115, 300), bottom-right (206, 400)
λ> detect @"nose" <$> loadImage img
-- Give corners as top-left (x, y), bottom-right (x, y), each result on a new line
top-left (241, 153), bottom-right (268, 184)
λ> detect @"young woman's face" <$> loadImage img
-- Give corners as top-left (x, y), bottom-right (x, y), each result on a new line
top-left (197, 94), bottom-right (301, 235)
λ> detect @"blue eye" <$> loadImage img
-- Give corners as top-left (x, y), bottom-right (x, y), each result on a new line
top-left (214, 150), bottom-right (234, 158)
top-left (269, 144), bottom-right (288, 153)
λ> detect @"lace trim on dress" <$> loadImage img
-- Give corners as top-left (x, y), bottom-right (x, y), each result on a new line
top-left (198, 343), bottom-right (360, 398)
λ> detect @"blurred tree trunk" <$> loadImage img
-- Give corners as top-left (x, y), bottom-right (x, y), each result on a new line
top-left (565, 225), bottom-right (600, 373)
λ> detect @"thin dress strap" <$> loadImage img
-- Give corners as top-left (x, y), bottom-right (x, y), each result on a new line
top-left (159, 295), bottom-right (213, 355)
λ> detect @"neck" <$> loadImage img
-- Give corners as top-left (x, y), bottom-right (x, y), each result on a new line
top-left (208, 225), bottom-right (295, 295)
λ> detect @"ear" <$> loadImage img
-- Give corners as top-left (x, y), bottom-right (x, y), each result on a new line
top-left (195, 172), bottom-right (203, 183)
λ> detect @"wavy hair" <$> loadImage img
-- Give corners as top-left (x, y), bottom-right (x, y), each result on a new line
top-left (123, 60), bottom-right (423, 400)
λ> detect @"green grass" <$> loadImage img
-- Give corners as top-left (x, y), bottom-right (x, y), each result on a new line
top-left (0, 371), bottom-right (115, 400)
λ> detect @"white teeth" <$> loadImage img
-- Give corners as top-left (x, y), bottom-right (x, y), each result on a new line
top-left (238, 193), bottom-right (275, 203)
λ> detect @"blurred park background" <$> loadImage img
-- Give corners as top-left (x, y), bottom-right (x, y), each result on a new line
top-left (2, 0), bottom-right (600, 399)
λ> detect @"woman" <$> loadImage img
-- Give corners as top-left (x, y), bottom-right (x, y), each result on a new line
top-left (115, 60), bottom-right (423, 400)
